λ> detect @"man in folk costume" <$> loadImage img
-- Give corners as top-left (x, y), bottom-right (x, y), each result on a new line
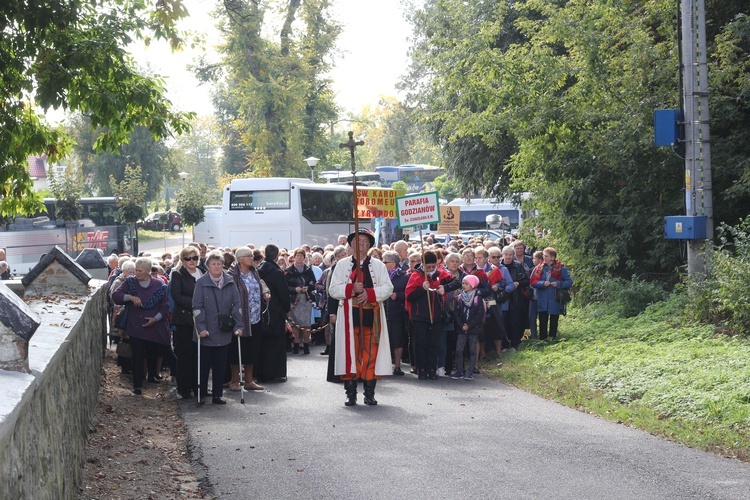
top-left (329, 229), bottom-right (393, 406)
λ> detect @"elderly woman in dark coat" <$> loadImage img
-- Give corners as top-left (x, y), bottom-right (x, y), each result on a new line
top-left (285, 247), bottom-right (317, 355)
top-left (228, 246), bottom-right (267, 392)
top-left (193, 251), bottom-right (245, 405)
top-left (256, 244), bottom-right (291, 383)
top-left (382, 251), bottom-right (410, 376)
top-left (169, 246), bottom-right (206, 399)
top-left (112, 257), bottom-right (177, 395)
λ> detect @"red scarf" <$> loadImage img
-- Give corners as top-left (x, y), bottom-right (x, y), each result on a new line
top-left (530, 260), bottom-right (564, 285)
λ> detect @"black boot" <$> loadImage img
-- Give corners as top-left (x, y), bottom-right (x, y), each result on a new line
top-left (293, 344), bottom-right (300, 354)
top-left (363, 380), bottom-right (378, 406)
top-left (303, 343), bottom-right (310, 355)
top-left (344, 380), bottom-right (357, 406)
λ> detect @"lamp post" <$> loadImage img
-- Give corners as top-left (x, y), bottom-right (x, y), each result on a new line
top-left (305, 157), bottom-right (320, 181)
top-left (178, 171), bottom-right (189, 248)
top-left (334, 163), bottom-right (343, 183)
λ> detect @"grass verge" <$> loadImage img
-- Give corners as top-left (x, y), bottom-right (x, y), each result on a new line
top-left (482, 294), bottom-right (750, 461)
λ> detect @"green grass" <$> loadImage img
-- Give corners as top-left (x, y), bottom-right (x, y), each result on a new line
top-left (483, 295), bottom-right (750, 461)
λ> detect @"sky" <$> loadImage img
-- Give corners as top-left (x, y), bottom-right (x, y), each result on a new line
top-left (132, 0), bottom-right (414, 118)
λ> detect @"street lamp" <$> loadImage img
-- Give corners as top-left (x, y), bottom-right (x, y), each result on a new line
top-left (304, 157), bottom-right (319, 181)
top-left (334, 163), bottom-right (343, 183)
top-left (178, 171), bottom-right (189, 248)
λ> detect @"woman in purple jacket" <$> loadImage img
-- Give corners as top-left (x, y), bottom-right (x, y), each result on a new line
top-left (113, 257), bottom-right (177, 395)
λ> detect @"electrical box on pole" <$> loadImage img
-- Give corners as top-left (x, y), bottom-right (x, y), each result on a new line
top-left (654, 109), bottom-right (681, 147)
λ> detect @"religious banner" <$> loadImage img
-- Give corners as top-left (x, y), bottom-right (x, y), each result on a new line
top-left (395, 191), bottom-right (441, 228)
top-left (356, 188), bottom-right (405, 219)
top-left (437, 206), bottom-right (460, 234)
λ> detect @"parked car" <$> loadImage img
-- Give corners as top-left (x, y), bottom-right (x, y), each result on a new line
top-left (137, 211), bottom-right (182, 231)
top-left (408, 233), bottom-right (470, 244)
top-left (460, 229), bottom-right (514, 241)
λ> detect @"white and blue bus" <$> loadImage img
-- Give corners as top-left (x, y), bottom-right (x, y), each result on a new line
top-left (375, 165), bottom-right (445, 193)
top-left (196, 178), bottom-right (375, 249)
top-left (445, 198), bottom-right (526, 231)
top-left (319, 171), bottom-right (381, 186)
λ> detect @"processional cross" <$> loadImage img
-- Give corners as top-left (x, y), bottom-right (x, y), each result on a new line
top-left (339, 131), bottom-right (366, 261)
top-left (340, 131), bottom-right (366, 356)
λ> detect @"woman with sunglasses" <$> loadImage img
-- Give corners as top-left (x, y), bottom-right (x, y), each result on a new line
top-left (169, 246), bottom-right (207, 399)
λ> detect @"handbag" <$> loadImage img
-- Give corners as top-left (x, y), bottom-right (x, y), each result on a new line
top-left (115, 339), bottom-right (132, 358)
top-left (212, 287), bottom-right (237, 332)
top-left (114, 305), bottom-right (128, 330)
top-left (557, 288), bottom-right (572, 316)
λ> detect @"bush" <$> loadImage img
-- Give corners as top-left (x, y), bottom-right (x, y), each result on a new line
top-left (687, 218), bottom-right (750, 335)
top-left (585, 275), bottom-right (669, 318)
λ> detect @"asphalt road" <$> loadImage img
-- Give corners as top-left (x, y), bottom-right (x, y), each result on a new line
top-left (179, 346), bottom-right (750, 499)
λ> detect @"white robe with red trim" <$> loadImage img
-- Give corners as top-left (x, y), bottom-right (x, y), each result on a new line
top-left (329, 257), bottom-right (393, 377)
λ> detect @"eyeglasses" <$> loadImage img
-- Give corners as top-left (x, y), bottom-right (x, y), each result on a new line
top-left (490, 255), bottom-right (500, 259)
top-left (183, 256), bottom-right (200, 262)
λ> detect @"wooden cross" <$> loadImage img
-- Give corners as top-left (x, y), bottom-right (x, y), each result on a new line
top-left (339, 131), bottom-right (365, 175)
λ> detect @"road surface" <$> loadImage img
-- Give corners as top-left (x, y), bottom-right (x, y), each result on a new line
top-left (179, 346), bottom-right (750, 499)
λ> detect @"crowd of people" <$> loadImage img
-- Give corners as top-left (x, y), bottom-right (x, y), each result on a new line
top-left (105, 229), bottom-right (573, 407)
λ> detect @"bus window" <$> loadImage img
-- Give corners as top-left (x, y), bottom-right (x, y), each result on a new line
top-left (299, 189), bottom-right (353, 223)
top-left (229, 190), bottom-right (291, 210)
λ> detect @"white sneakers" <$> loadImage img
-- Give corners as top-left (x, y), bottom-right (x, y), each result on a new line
top-left (437, 367), bottom-right (447, 377)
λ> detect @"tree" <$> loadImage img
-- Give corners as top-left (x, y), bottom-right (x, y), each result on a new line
top-left (356, 97), bottom-right (441, 168)
top-left (202, 0), bottom-right (340, 177)
top-left (432, 174), bottom-right (462, 200)
top-left (110, 165), bottom-right (147, 250)
top-left (48, 165), bottom-right (83, 222)
top-left (166, 116), bottom-right (223, 208)
top-left (69, 115), bottom-right (171, 202)
top-left (404, 0), bottom-right (750, 286)
top-left (0, 0), bottom-right (194, 217)
top-left (176, 181), bottom-right (212, 228)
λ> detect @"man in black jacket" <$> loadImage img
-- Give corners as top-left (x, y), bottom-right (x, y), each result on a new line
top-left (256, 244), bottom-right (292, 382)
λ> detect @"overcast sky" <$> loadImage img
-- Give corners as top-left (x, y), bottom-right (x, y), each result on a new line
top-left (132, 0), bottom-right (413, 117)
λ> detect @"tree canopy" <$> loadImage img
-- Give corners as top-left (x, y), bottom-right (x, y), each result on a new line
top-left (0, 0), bottom-right (194, 216)
top-left (200, 0), bottom-right (340, 178)
top-left (403, 0), bottom-right (750, 283)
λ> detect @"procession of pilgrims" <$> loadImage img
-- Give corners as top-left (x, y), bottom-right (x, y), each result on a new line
top-left (107, 226), bottom-right (572, 407)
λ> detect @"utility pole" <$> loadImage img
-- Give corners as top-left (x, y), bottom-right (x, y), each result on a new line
top-left (681, 0), bottom-right (713, 275)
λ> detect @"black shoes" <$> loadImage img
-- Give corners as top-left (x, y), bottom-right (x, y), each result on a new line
top-left (147, 375), bottom-right (162, 383)
top-left (303, 343), bottom-right (310, 355)
top-left (133, 388), bottom-right (142, 395)
top-left (393, 367), bottom-right (405, 376)
top-left (418, 370), bottom-right (427, 380)
top-left (344, 380), bottom-right (357, 406)
top-left (428, 370), bottom-right (439, 380)
top-left (293, 344), bottom-right (300, 354)
top-left (363, 380), bottom-right (378, 406)
top-left (212, 397), bottom-right (227, 405)
top-left (320, 346), bottom-right (330, 355)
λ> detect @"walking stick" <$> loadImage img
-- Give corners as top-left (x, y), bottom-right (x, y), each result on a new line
top-left (418, 225), bottom-right (433, 323)
top-left (193, 309), bottom-right (202, 406)
top-left (237, 334), bottom-right (245, 404)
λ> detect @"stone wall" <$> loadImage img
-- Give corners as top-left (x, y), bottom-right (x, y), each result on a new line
top-left (0, 283), bottom-right (107, 499)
